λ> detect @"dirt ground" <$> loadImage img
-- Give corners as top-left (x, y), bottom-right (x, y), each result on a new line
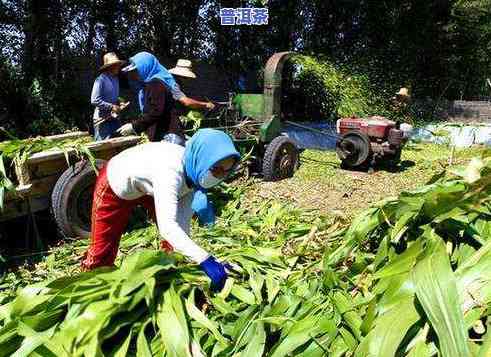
top-left (254, 143), bottom-right (486, 219)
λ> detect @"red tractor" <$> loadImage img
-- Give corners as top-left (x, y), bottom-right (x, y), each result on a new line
top-left (335, 116), bottom-right (412, 170)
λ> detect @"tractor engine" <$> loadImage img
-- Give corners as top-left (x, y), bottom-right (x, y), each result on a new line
top-left (335, 116), bottom-right (412, 170)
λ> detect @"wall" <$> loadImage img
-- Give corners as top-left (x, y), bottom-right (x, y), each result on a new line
top-left (446, 100), bottom-right (491, 123)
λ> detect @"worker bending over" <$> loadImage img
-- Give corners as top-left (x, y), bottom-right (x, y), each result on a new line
top-left (82, 129), bottom-right (240, 291)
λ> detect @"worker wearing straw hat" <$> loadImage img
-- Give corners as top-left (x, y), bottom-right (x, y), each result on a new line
top-left (394, 87), bottom-right (410, 100)
top-left (169, 59), bottom-right (197, 79)
top-left (117, 53), bottom-right (214, 144)
top-left (168, 58), bottom-right (217, 113)
top-left (392, 87), bottom-right (412, 122)
top-left (90, 52), bottom-right (129, 141)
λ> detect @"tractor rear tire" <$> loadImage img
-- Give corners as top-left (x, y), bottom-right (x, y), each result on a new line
top-left (51, 159), bottom-right (106, 239)
top-left (262, 136), bottom-right (299, 182)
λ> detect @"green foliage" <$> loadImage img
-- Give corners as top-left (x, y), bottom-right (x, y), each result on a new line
top-left (0, 152), bottom-right (489, 355)
top-left (25, 79), bottom-right (71, 136)
top-left (0, 154), bottom-right (13, 212)
top-left (0, 133), bottom-right (90, 168)
top-left (0, 58), bottom-right (74, 137)
top-left (181, 110), bottom-right (204, 132)
top-left (324, 150), bottom-right (491, 355)
top-left (446, 0), bottom-right (491, 98)
top-left (285, 55), bottom-right (390, 122)
top-left (0, 133), bottom-right (95, 208)
top-left (0, 190), bottom-right (338, 356)
top-left (2, 0), bottom-right (491, 137)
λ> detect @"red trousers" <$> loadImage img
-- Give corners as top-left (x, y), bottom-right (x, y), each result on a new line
top-left (81, 165), bottom-right (172, 270)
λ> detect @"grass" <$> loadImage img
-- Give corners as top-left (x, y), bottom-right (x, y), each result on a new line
top-left (256, 142), bottom-right (487, 219)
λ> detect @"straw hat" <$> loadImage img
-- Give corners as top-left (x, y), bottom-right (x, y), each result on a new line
top-left (99, 52), bottom-right (126, 72)
top-left (169, 59), bottom-right (196, 79)
top-left (395, 87), bottom-right (410, 97)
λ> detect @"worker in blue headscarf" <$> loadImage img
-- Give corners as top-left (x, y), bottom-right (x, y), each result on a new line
top-left (117, 52), bottom-right (214, 144)
top-left (82, 129), bottom-right (240, 292)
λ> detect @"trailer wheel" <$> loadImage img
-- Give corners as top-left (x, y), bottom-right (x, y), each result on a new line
top-left (262, 136), bottom-right (299, 181)
top-left (51, 159), bottom-right (106, 239)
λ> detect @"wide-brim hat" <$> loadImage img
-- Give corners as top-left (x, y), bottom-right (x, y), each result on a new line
top-left (395, 87), bottom-right (410, 97)
top-left (169, 59), bottom-right (196, 79)
top-left (99, 52), bottom-right (126, 72)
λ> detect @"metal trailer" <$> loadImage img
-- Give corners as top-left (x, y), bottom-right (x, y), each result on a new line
top-left (200, 52), bottom-right (301, 181)
top-left (0, 132), bottom-right (141, 239)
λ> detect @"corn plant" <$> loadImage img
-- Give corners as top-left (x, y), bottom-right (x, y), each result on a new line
top-left (0, 222), bottom-right (336, 356)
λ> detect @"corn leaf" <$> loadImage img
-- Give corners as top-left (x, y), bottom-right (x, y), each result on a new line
top-left (157, 285), bottom-right (192, 357)
top-left (239, 321), bottom-right (266, 357)
top-left (112, 331), bottom-right (132, 357)
top-left (185, 289), bottom-right (229, 346)
top-left (412, 240), bottom-right (471, 357)
top-left (355, 297), bottom-right (420, 357)
top-left (230, 285), bottom-right (256, 305)
top-left (136, 324), bottom-right (152, 357)
top-left (270, 315), bottom-right (332, 357)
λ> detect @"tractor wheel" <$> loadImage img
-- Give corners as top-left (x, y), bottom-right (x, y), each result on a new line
top-left (336, 131), bottom-right (371, 169)
top-left (51, 159), bottom-right (106, 239)
top-left (262, 136), bottom-right (299, 181)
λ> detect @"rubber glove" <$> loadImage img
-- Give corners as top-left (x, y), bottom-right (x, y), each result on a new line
top-left (192, 190), bottom-right (215, 226)
top-left (116, 123), bottom-right (136, 136)
top-left (200, 256), bottom-right (227, 292)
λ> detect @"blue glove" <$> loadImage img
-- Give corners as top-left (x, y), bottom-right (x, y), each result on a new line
top-left (199, 256), bottom-right (227, 292)
top-left (192, 190), bottom-right (216, 226)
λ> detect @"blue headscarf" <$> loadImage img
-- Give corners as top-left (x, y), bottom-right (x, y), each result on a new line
top-left (129, 52), bottom-right (178, 112)
top-left (184, 129), bottom-right (240, 226)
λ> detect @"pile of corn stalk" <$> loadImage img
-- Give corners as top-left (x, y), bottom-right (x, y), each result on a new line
top-left (0, 151), bottom-right (489, 356)
top-left (0, 132), bottom-right (95, 210)
top-left (323, 151), bottom-right (491, 356)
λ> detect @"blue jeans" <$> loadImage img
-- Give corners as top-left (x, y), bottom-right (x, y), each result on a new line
top-left (94, 119), bottom-right (121, 141)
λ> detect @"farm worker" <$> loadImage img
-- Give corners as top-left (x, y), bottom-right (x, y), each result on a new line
top-left (81, 128), bottom-right (240, 291)
top-left (117, 52), bottom-right (214, 144)
top-left (168, 58), bottom-right (217, 111)
top-left (392, 87), bottom-right (412, 123)
top-left (90, 52), bottom-right (129, 141)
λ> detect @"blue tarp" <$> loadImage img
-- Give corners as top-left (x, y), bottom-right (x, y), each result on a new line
top-left (282, 122), bottom-right (338, 150)
top-left (411, 123), bottom-right (491, 148)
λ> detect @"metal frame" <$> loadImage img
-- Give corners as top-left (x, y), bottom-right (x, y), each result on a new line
top-left (260, 51), bottom-right (294, 143)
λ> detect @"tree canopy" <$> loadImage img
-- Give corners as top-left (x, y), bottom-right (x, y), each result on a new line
top-left (1, 0), bottom-right (490, 136)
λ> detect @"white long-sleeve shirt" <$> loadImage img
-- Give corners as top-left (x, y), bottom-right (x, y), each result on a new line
top-left (106, 142), bottom-right (210, 263)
